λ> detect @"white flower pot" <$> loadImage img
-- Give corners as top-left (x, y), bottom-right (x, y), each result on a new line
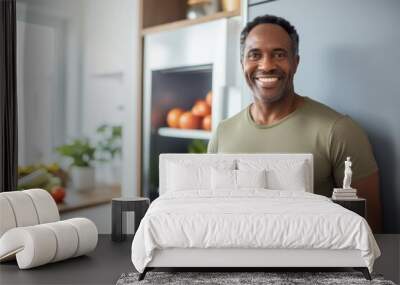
top-left (95, 162), bottom-right (121, 185)
top-left (70, 166), bottom-right (95, 192)
top-left (110, 163), bottom-right (122, 185)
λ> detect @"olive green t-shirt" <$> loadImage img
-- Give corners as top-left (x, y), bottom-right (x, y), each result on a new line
top-left (207, 97), bottom-right (378, 197)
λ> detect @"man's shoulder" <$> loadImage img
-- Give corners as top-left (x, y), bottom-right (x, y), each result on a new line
top-left (302, 97), bottom-right (344, 120)
top-left (217, 106), bottom-right (249, 130)
top-left (300, 97), bottom-right (349, 130)
top-left (303, 97), bottom-right (370, 142)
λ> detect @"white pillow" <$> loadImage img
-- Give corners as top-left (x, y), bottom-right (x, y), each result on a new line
top-left (211, 169), bottom-right (267, 190)
top-left (266, 164), bottom-right (307, 191)
top-left (167, 163), bottom-right (209, 191)
top-left (166, 160), bottom-right (235, 192)
top-left (237, 159), bottom-right (309, 192)
top-left (236, 169), bottom-right (267, 189)
top-left (211, 168), bottom-right (236, 190)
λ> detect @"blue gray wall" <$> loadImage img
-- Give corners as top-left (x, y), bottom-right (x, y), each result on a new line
top-left (247, 0), bottom-right (400, 233)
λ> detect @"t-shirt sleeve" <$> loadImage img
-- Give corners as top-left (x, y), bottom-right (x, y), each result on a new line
top-left (329, 116), bottom-right (378, 187)
top-left (207, 125), bottom-right (219, 153)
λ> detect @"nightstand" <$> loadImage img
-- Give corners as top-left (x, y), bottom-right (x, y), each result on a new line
top-left (111, 197), bottom-right (150, 242)
top-left (331, 198), bottom-right (366, 218)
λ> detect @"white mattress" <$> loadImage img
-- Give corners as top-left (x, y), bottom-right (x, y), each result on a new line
top-left (131, 190), bottom-right (380, 273)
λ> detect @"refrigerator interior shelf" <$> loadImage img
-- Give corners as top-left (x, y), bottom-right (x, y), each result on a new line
top-left (158, 127), bottom-right (211, 140)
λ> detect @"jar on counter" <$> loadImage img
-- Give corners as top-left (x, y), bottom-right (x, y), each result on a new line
top-left (221, 0), bottom-right (241, 12)
top-left (186, 0), bottom-right (220, 20)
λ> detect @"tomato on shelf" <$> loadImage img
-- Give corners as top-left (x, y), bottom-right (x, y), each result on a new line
top-left (179, 112), bottom-right (202, 129)
top-left (192, 100), bottom-right (211, 117)
top-left (202, 114), bottom-right (211, 131)
top-left (166, 108), bottom-right (185, 128)
top-left (165, 90), bottom-right (213, 131)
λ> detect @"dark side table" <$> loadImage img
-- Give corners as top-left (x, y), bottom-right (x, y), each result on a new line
top-left (112, 197), bottom-right (150, 242)
top-left (331, 197), bottom-right (366, 218)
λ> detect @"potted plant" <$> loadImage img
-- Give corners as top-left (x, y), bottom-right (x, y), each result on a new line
top-left (188, 139), bottom-right (208, 153)
top-left (95, 124), bottom-right (122, 185)
top-left (55, 138), bottom-right (96, 191)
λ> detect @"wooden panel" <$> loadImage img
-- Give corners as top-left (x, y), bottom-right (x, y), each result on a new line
top-left (249, 0), bottom-right (276, 6)
top-left (57, 185), bottom-right (121, 213)
top-left (142, 0), bottom-right (188, 29)
top-left (142, 10), bottom-right (240, 35)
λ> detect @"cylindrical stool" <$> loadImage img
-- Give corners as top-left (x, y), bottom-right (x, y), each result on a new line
top-left (111, 197), bottom-right (149, 242)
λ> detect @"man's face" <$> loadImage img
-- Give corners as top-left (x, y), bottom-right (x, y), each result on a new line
top-left (242, 24), bottom-right (299, 104)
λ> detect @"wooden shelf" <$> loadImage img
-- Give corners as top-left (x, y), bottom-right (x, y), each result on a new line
top-left (142, 10), bottom-right (240, 35)
top-left (58, 185), bottom-right (121, 213)
top-left (158, 127), bottom-right (211, 140)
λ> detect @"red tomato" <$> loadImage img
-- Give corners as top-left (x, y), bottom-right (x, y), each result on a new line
top-left (202, 115), bottom-right (211, 131)
top-left (167, 108), bottom-right (185, 128)
top-left (179, 112), bottom-right (201, 129)
top-left (192, 100), bottom-right (211, 117)
top-left (51, 186), bottom-right (66, 203)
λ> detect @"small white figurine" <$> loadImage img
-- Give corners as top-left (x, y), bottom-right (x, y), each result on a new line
top-left (343, 157), bottom-right (353, 189)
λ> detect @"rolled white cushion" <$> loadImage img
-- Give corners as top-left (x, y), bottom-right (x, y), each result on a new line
top-left (0, 218), bottom-right (97, 269)
top-left (24, 189), bottom-right (60, 223)
top-left (0, 192), bottom-right (39, 227)
top-left (0, 226), bottom-right (57, 269)
top-left (0, 196), bottom-right (17, 237)
top-left (64, 218), bottom-right (98, 257)
top-left (42, 221), bottom-right (79, 262)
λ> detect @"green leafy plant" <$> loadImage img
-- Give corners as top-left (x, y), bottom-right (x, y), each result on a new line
top-left (188, 139), bottom-right (208, 153)
top-left (55, 139), bottom-right (96, 167)
top-left (96, 124), bottom-right (122, 162)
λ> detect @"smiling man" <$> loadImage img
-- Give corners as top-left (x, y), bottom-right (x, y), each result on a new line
top-left (207, 15), bottom-right (382, 232)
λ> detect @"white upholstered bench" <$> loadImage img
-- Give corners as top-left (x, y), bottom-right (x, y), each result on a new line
top-left (0, 189), bottom-right (98, 269)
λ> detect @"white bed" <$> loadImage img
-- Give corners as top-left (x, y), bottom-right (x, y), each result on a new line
top-left (131, 154), bottom-right (380, 280)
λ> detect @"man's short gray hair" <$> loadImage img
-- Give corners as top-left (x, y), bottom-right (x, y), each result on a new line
top-left (240, 14), bottom-right (299, 61)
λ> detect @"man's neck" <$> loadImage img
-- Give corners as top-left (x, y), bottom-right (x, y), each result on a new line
top-left (250, 94), bottom-right (302, 126)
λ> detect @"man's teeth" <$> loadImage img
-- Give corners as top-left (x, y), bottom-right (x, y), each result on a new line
top-left (257, 77), bottom-right (278, 82)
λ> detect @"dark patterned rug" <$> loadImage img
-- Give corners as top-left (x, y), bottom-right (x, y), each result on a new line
top-left (116, 271), bottom-right (396, 285)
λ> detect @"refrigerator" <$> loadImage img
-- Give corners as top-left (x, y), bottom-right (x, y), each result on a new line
top-left (142, 16), bottom-right (243, 200)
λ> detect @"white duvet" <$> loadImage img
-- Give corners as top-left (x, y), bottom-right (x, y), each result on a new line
top-left (131, 190), bottom-right (380, 273)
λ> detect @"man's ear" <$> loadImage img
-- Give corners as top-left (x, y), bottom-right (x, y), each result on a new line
top-left (293, 55), bottom-right (300, 73)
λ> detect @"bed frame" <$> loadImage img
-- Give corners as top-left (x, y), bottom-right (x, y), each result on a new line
top-left (139, 249), bottom-right (371, 280)
top-left (138, 154), bottom-right (372, 281)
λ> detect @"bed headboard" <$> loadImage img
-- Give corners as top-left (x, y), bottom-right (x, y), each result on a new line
top-left (159, 153), bottom-right (313, 195)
